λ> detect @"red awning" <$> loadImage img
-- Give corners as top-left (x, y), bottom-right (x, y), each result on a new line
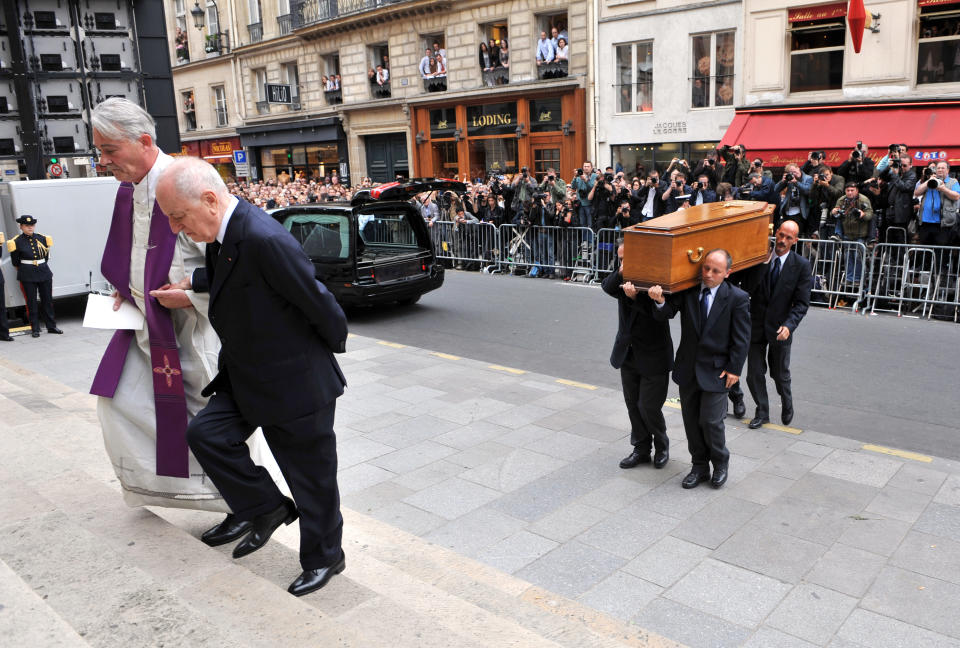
top-left (719, 102), bottom-right (960, 167)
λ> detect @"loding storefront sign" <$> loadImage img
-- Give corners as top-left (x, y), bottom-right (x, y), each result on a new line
top-left (466, 102), bottom-right (517, 136)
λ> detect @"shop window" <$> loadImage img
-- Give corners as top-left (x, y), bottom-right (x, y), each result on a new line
top-left (530, 98), bottom-right (562, 133)
top-left (917, 4), bottom-right (960, 84)
top-left (100, 54), bottom-right (122, 71)
top-left (45, 96), bottom-right (69, 113)
top-left (307, 143), bottom-right (338, 180)
top-left (535, 12), bottom-right (568, 80)
top-left (420, 33), bottom-right (447, 92)
top-left (691, 31), bottom-right (735, 108)
top-left (282, 61), bottom-right (300, 110)
top-left (212, 85), bottom-right (228, 127)
top-left (253, 68), bottom-right (268, 114)
top-left (40, 54), bottom-right (63, 71)
top-left (469, 138), bottom-right (518, 181)
top-left (182, 90), bottom-right (196, 130)
top-left (431, 141), bottom-right (458, 177)
top-left (612, 141), bottom-right (718, 178)
top-left (789, 10), bottom-right (844, 93)
top-left (615, 41), bottom-right (653, 113)
top-left (369, 44), bottom-right (391, 98)
top-left (53, 137), bottom-right (75, 153)
top-left (322, 53), bottom-right (341, 104)
top-left (479, 21), bottom-right (509, 86)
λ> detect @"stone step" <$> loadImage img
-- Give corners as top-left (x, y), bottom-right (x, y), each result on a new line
top-left (0, 556), bottom-right (89, 647)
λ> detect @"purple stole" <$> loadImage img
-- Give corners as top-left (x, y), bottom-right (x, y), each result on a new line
top-left (91, 183), bottom-right (190, 478)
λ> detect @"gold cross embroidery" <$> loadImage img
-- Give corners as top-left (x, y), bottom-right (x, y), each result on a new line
top-left (153, 354), bottom-right (182, 388)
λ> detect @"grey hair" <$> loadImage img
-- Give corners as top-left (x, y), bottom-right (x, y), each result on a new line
top-left (160, 157), bottom-right (228, 202)
top-left (91, 97), bottom-right (156, 142)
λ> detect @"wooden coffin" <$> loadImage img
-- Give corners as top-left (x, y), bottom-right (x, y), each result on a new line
top-left (622, 200), bottom-right (774, 293)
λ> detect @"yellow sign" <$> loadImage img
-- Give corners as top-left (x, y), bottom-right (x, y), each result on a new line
top-left (210, 141), bottom-right (234, 155)
top-left (437, 119), bottom-right (448, 129)
top-left (538, 111), bottom-right (552, 122)
top-left (471, 113), bottom-right (512, 128)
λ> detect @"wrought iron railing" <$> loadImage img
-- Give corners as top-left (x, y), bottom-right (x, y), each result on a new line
top-left (247, 22), bottom-right (263, 43)
top-left (277, 13), bottom-right (294, 35)
top-left (292, 0), bottom-right (414, 29)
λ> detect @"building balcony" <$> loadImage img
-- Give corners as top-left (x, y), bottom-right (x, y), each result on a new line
top-left (537, 60), bottom-right (568, 80)
top-left (291, 0), bottom-right (439, 30)
top-left (324, 88), bottom-right (342, 104)
top-left (247, 22), bottom-right (263, 43)
top-left (277, 14), bottom-right (294, 35)
top-left (371, 80), bottom-right (391, 99)
top-left (422, 76), bottom-right (446, 92)
top-left (482, 67), bottom-right (509, 86)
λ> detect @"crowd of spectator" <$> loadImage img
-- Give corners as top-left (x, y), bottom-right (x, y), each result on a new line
top-left (226, 173), bottom-right (378, 210)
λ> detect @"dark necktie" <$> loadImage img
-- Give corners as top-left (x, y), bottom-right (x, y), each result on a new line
top-left (700, 286), bottom-right (711, 329)
top-left (770, 257), bottom-right (781, 289)
top-left (209, 240), bottom-right (222, 261)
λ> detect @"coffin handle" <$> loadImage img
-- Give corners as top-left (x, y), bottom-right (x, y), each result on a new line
top-left (687, 247), bottom-right (705, 263)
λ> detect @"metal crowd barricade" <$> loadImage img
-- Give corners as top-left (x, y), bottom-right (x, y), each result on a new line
top-left (429, 221), bottom-right (500, 271)
top-left (495, 224), bottom-right (594, 277)
top-left (795, 237), bottom-right (869, 311)
top-left (592, 228), bottom-right (622, 282)
top-left (866, 243), bottom-right (960, 320)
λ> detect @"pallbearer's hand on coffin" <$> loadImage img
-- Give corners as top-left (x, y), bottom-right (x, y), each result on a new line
top-left (647, 285), bottom-right (665, 304)
top-left (621, 282), bottom-right (639, 299)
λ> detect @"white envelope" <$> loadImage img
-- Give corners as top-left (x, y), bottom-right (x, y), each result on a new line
top-left (83, 293), bottom-right (145, 330)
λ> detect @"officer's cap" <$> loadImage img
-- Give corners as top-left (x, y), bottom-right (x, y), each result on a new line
top-left (16, 215), bottom-right (37, 225)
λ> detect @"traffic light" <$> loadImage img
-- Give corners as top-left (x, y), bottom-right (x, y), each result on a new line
top-left (287, 152), bottom-right (292, 161)
top-left (50, 157), bottom-right (58, 164)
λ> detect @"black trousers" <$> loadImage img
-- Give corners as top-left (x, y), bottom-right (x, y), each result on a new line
top-left (19, 280), bottom-right (56, 332)
top-left (746, 339), bottom-right (792, 419)
top-left (678, 381), bottom-right (729, 472)
top-left (187, 391), bottom-right (343, 571)
top-left (619, 352), bottom-right (669, 453)
top-left (0, 280), bottom-right (8, 336)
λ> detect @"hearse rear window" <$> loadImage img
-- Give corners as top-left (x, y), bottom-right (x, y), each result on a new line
top-left (283, 214), bottom-right (350, 260)
top-left (357, 212), bottom-right (418, 248)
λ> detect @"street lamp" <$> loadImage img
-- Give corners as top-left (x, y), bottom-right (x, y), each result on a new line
top-left (190, 1), bottom-right (228, 54)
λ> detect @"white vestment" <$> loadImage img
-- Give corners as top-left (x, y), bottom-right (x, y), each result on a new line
top-left (97, 151), bottom-right (286, 511)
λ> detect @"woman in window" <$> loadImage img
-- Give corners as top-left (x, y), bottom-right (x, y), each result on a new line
top-left (479, 42), bottom-right (494, 71)
top-left (555, 37), bottom-right (569, 61)
top-left (498, 39), bottom-right (510, 68)
top-left (321, 75), bottom-right (329, 90)
top-left (433, 53), bottom-right (447, 78)
top-left (488, 38), bottom-right (501, 65)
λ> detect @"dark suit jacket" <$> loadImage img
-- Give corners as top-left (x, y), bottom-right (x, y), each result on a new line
top-left (193, 198), bottom-right (347, 426)
top-left (738, 251), bottom-right (812, 343)
top-left (654, 281), bottom-right (751, 392)
top-left (601, 268), bottom-right (673, 376)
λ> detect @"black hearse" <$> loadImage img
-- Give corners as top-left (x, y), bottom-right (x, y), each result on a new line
top-left (271, 178), bottom-right (464, 307)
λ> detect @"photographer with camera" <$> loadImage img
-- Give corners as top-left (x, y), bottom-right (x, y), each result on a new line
top-left (511, 166), bottom-right (539, 214)
top-left (690, 173), bottom-right (717, 206)
top-left (719, 144), bottom-right (751, 188)
top-left (912, 160), bottom-right (960, 246)
top-left (774, 163), bottom-right (813, 230)
top-left (838, 141), bottom-right (875, 187)
top-left (570, 161), bottom-right (599, 229)
top-left (661, 171), bottom-right (692, 213)
top-left (801, 150), bottom-right (826, 177)
top-left (692, 156), bottom-right (720, 188)
top-left (876, 143), bottom-right (908, 176)
top-left (739, 172), bottom-right (775, 205)
top-left (528, 191), bottom-right (557, 277)
top-left (588, 169), bottom-right (616, 231)
top-left (539, 167), bottom-right (567, 205)
top-left (810, 166), bottom-right (845, 237)
top-left (636, 170), bottom-right (664, 221)
top-left (884, 154), bottom-right (917, 243)
top-left (830, 182), bottom-right (874, 284)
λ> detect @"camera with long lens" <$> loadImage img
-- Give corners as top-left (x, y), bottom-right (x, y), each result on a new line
top-left (890, 159), bottom-right (902, 170)
top-left (738, 183), bottom-right (753, 197)
top-left (817, 173), bottom-right (827, 182)
top-left (851, 208), bottom-right (863, 219)
top-left (604, 173), bottom-right (614, 183)
top-left (927, 176), bottom-right (943, 190)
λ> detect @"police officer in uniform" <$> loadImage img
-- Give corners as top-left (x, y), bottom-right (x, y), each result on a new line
top-left (0, 229), bottom-right (12, 341)
top-left (8, 215), bottom-right (62, 338)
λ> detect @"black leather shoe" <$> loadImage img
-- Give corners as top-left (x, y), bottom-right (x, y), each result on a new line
top-left (653, 449), bottom-right (669, 469)
top-left (200, 514), bottom-right (252, 547)
top-left (288, 552), bottom-right (346, 597)
top-left (232, 502), bottom-right (298, 559)
top-left (31, 331), bottom-right (40, 338)
top-left (711, 466), bottom-right (728, 489)
top-left (731, 398), bottom-right (746, 419)
top-left (748, 416), bottom-right (769, 429)
top-left (681, 470), bottom-right (710, 489)
top-left (47, 327), bottom-right (64, 334)
top-left (619, 450), bottom-right (651, 469)
top-left (781, 405), bottom-right (794, 426)
top-left (0, 335), bottom-right (12, 342)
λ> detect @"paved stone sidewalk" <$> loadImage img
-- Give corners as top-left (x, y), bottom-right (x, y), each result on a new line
top-left (3, 323), bottom-right (960, 647)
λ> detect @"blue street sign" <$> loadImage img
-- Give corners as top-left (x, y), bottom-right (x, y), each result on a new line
top-left (233, 150), bottom-right (247, 164)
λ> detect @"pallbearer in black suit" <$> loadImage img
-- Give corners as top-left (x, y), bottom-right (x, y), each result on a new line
top-left (602, 242), bottom-right (673, 470)
top-left (7, 215), bottom-right (63, 338)
top-left (154, 157), bottom-right (348, 597)
top-left (0, 230), bottom-right (12, 341)
top-left (649, 250), bottom-right (751, 489)
top-left (745, 220), bottom-right (812, 429)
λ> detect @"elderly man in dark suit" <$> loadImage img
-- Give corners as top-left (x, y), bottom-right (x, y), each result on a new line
top-left (154, 157), bottom-right (348, 597)
top-left (745, 220), bottom-right (812, 428)
top-left (648, 250), bottom-right (751, 489)
top-left (602, 242), bottom-right (674, 470)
